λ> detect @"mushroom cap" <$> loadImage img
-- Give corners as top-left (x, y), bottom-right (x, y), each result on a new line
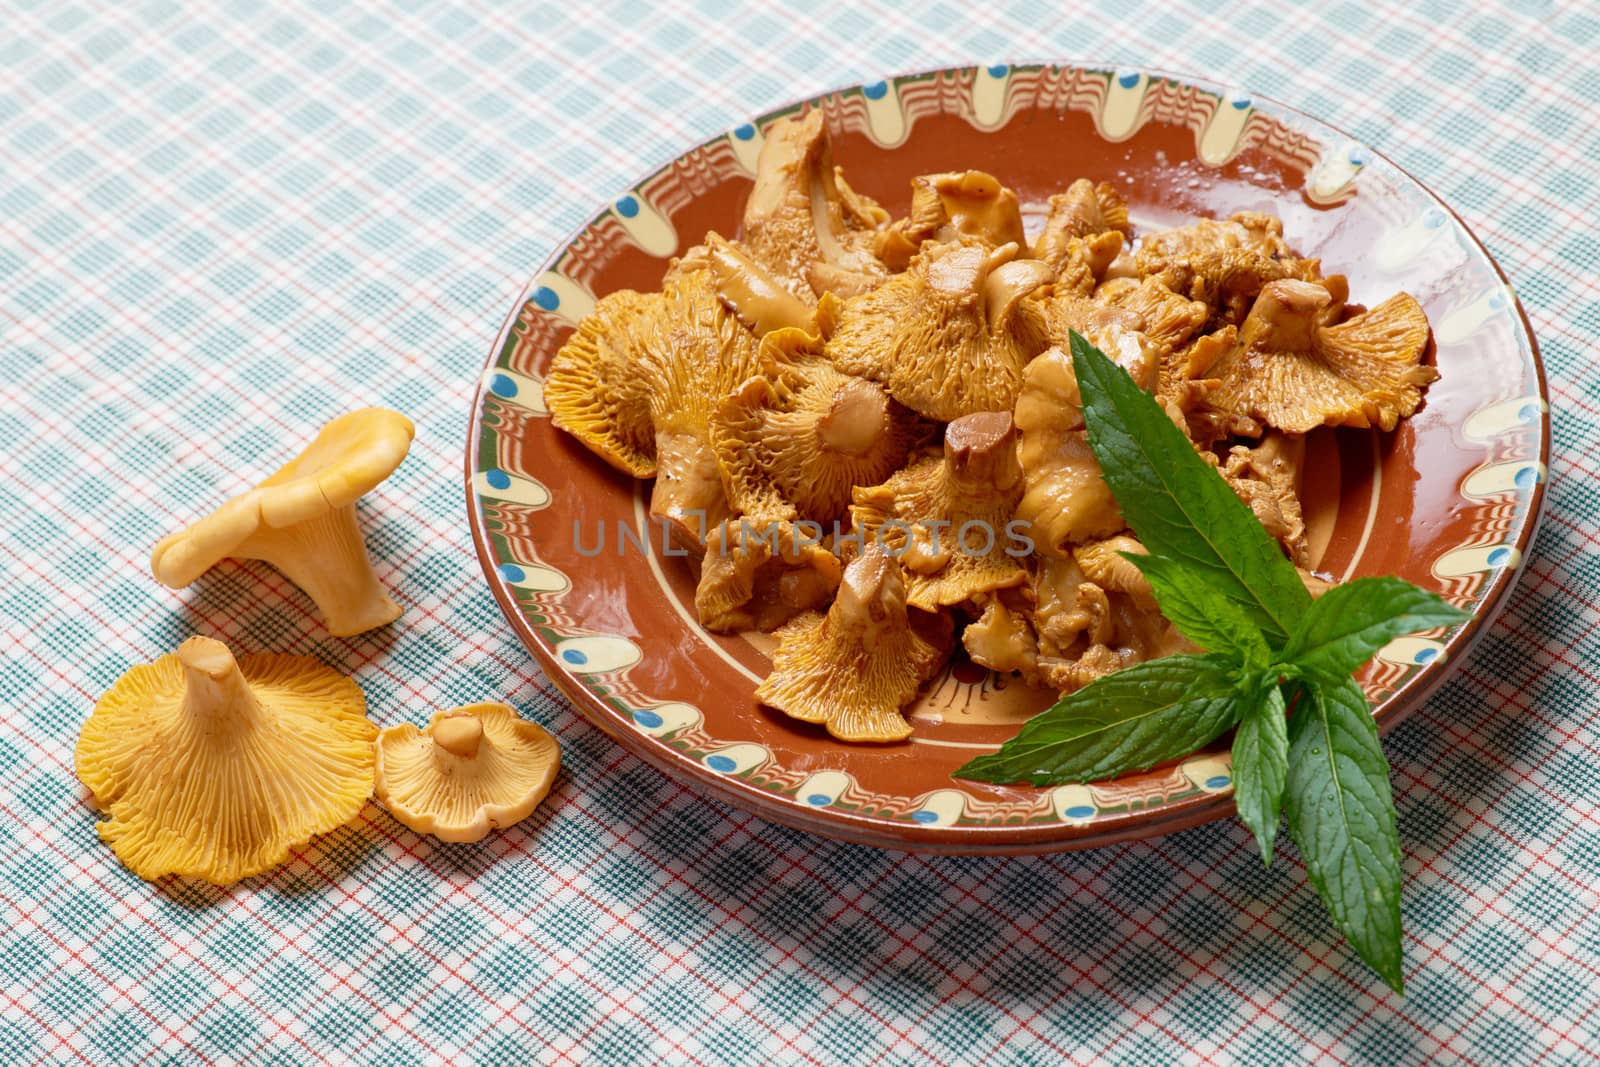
top-left (740, 110), bottom-right (887, 300)
top-left (695, 518), bottom-right (843, 633)
top-left (1026, 552), bottom-right (1195, 695)
top-left (74, 636), bottom-right (376, 884)
top-left (1132, 211), bottom-right (1328, 329)
top-left (962, 587), bottom-right (1041, 681)
top-left (1203, 281), bottom-right (1436, 433)
top-left (1134, 210), bottom-right (1299, 266)
top-left (1221, 432), bottom-right (1310, 566)
top-left (1094, 276), bottom-right (1209, 352)
top-left (631, 268), bottom-right (765, 545)
top-left (1071, 535), bottom-right (1154, 600)
top-left (1033, 179), bottom-right (1131, 271)
top-left (150, 408), bottom-right (414, 588)
top-left (375, 702), bottom-right (559, 843)
top-left (874, 170), bottom-right (1026, 270)
top-left (710, 327), bottom-right (929, 524)
top-left (1047, 230), bottom-right (1127, 298)
top-left (756, 547), bottom-right (954, 742)
top-left (546, 288), bottom-right (661, 477)
top-left (826, 240), bottom-right (1053, 421)
top-left (850, 412), bottom-right (1028, 609)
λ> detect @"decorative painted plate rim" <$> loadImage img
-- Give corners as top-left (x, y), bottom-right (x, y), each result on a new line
top-left (465, 62), bottom-right (1550, 854)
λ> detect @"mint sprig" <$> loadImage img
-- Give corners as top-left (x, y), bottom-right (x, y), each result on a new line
top-left (955, 331), bottom-right (1470, 993)
top-left (1066, 331), bottom-right (1311, 644)
top-left (953, 654), bottom-right (1243, 785)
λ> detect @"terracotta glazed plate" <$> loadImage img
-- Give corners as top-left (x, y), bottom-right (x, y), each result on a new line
top-left (466, 64), bottom-right (1548, 854)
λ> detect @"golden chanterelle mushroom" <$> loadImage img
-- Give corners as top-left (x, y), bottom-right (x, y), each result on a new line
top-left (710, 327), bottom-right (927, 526)
top-left (826, 240), bottom-right (1053, 421)
top-left (150, 409), bottom-right (413, 637)
top-left (757, 546), bottom-right (953, 743)
top-left (1203, 279), bottom-right (1436, 434)
top-left (375, 702), bottom-right (560, 843)
top-left (75, 636), bottom-right (376, 884)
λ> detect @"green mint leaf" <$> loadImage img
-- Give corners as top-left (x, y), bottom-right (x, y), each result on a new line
top-left (1285, 677), bottom-right (1405, 993)
top-left (1129, 552), bottom-right (1271, 667)
top-left (954, 654), bottom-right (1243, 785)
top-left (1232, 679), bottom-right (1289, 865)
top-left (1280, 576), bottom-right (1471, 684)
top-left (1069, 331), bottom-right (1311, 645)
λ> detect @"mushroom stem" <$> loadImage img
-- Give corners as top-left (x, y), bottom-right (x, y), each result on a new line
top-left (1240, 280), bottom-right (1332, 353)
top-left (649, 431), bottom-right (731, 548)
top-left (432, 713), bottom-right (484, 760)
top-left (832, 548), bottom-right (907, 650)
top-left (241, 505), bottom-right (402, 637)
top-left (177, 636), bottom-right (264, 730)
top-left (815, 379), bottom-right (889, 457)
top-left (946, 412), bottom-right (1023, 494)
top-left (807, 159), bottom-right (849, 265)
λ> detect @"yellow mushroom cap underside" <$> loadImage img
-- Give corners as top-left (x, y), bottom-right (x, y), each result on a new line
top-left (825, 240), bottom-right (1052, 421)
top-left (74, 637), bottom-right (376, 885)
top-left (545, 288), bottom-right (661, 477)
top-left (710, 328), bottom-right (926, 524)
top-left (850, 411), bottom-right (1028, 610)
top-left (375, 703), bottom-right (559, 843)
top-left (1205, 282), bottom-right (1436, 433)
top-left (149, 408), bottom-right (413, 637)
top-left (619, 268), bottom-right (760, 437)
top-left (756, 549), bottom-right (953, 743)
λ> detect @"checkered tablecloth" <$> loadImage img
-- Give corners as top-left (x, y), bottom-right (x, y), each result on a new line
top-left (2, 1), bottom-right (1596, 1063)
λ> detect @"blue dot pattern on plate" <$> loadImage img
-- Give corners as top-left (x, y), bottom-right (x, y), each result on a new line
top-left (988, 64), bottom-right (1009, 78)
top-left (1230, 94), bottom-right (1251, 110)
top-left (733, 123), bottom-right (756, 140)
top-left (1117, 70), bottom-right (1140, 88)
top-left (561, 647), bottom-right (588, 665)
top-left (1489, 289), bottom-right (1509, 310)
top-left (910, 810), bottom-right (939, 824)
top-left (862, 80), bottom-right (888, 100)
top-left (532, 286), bottom-right (559, 311)
top-left (1424, 207), bottom-right (1447, 229)
top-left (1488, 547), bottom-right (1511, 566)
top-left (706, 755), bottom-right (737, 773)
top-left (806, 793), bottom-right (831, 806)
top-left (632, 709), bottom-right (663, 729)
top-left (1515, 466), bottom-right (1540, 488)
top-left (484, 468), bottom-right (511, 491)
top-left (615, 194), bottom-right (639, 218)
top-left (1414, 647), bottom-right (1439, 665)
top-left (1205, 775), bottom-right (1232, 789)
top-left (1064, 805), bottom-right (1095, 819)
top-left (489, 373), bottom-right (517, 398)
top-left (1347, 145), bottom-right (1370, 166)
top-left (1519, 402), bottom-right (1541, 422)
top-left (498, 563), bottom-right (525, 582)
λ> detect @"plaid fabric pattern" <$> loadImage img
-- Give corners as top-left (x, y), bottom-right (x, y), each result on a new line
top-left (1, 1), bottom-right (1595, 1062)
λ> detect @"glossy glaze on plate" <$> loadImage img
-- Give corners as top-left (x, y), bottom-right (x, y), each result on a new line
top-left (466, 64), bottom-right (1548, 854)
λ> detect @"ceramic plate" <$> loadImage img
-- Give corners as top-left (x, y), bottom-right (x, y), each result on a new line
top-left (465, 64), bottom-right (1548, 854)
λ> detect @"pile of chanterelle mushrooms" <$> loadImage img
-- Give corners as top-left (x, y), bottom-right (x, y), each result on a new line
top-left (79, 411), bottom-right (561, 886)
top-left (549, 110), bottom-right (1436, 744)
